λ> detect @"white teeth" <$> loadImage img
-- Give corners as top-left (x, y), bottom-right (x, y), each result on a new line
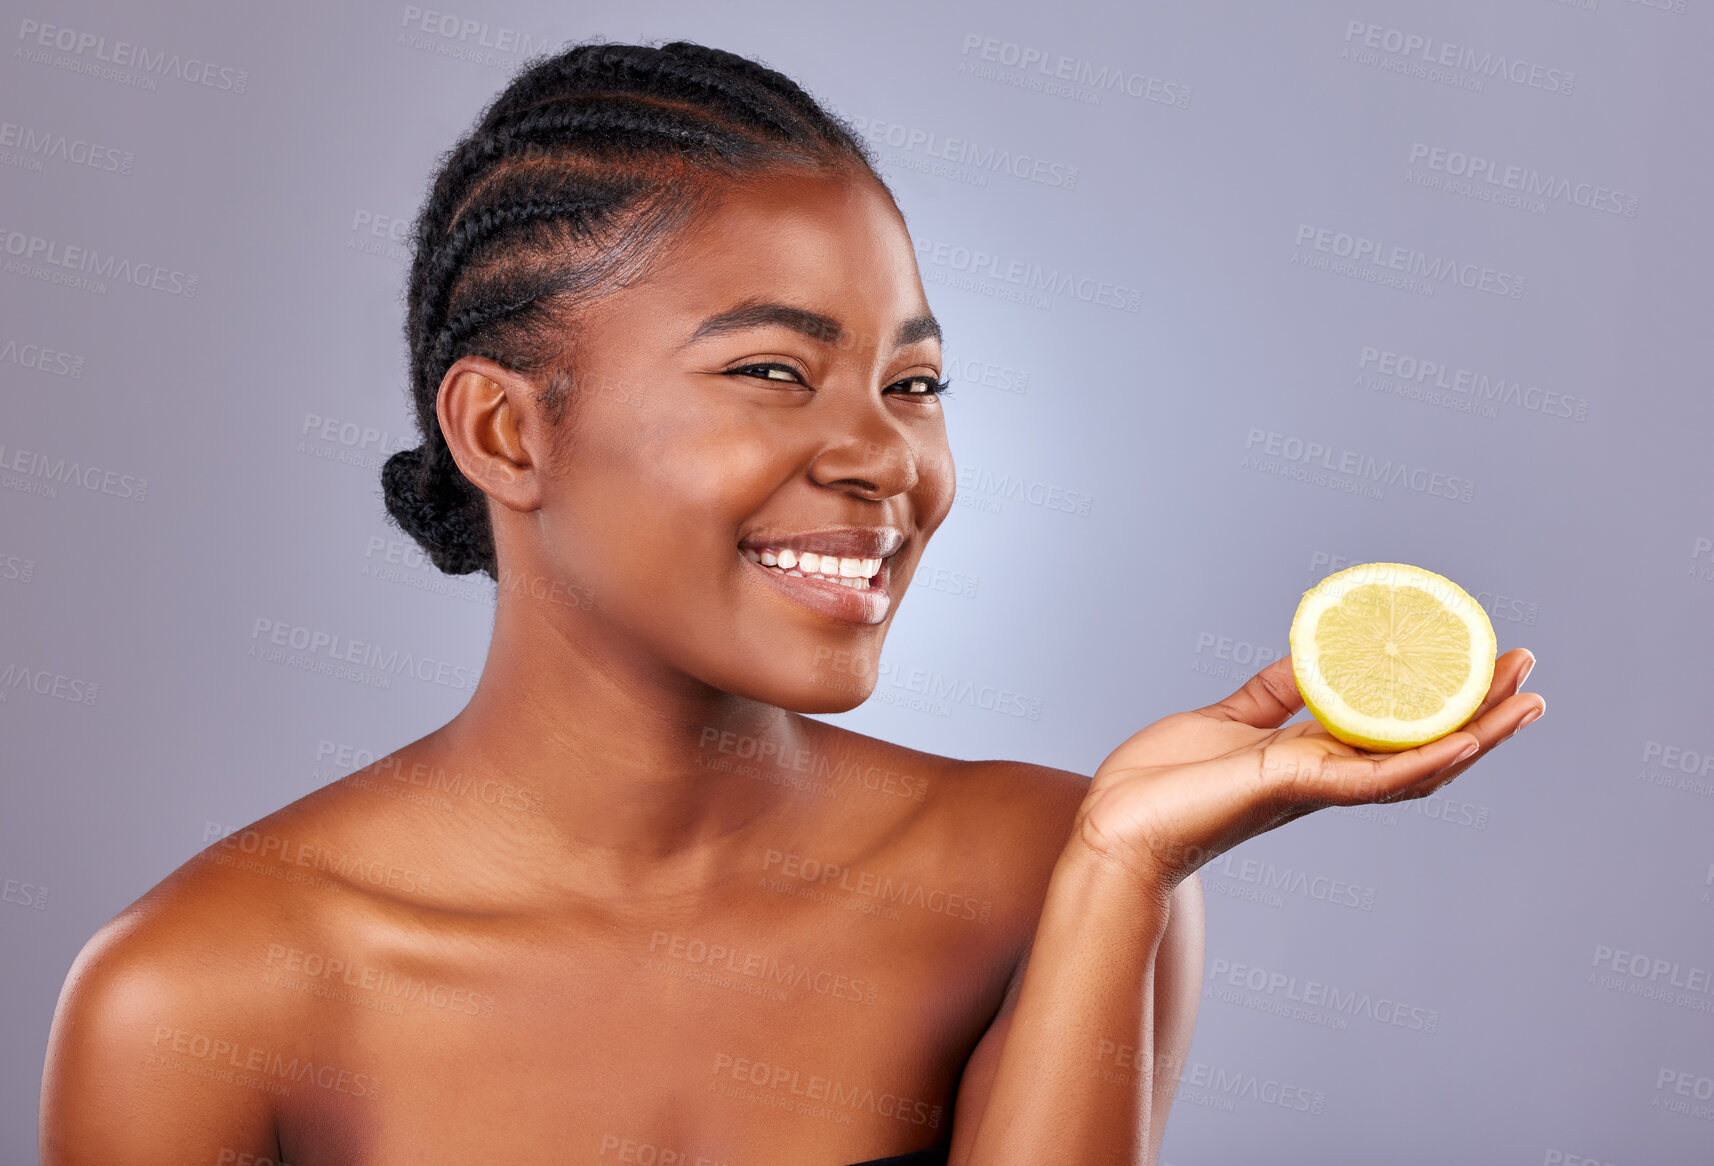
top-left (741, 543), bottom-right (886, 585)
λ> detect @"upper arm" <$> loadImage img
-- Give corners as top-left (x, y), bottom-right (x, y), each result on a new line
top-left (945, 870), bottom-right (1205, 1166)
top-left (40, 910), bottom-right (280, 1164)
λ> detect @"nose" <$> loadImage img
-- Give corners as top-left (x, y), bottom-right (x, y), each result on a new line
top-left (805, 393), bottom-right (919, 500)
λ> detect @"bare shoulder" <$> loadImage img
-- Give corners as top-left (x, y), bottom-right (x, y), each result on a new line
top-left (809, 719), bottom-right (1092, 900)
top-left (943, 754), bottom-right (1092, 834)
top-left (934, 751), bottom-right (1202, 905)
top-left (41, 827), bottom-right (307, 1160)
top-left (41, 783), bottom-right (403, 1162)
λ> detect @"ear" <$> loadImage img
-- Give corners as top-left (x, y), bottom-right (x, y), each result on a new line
top-left (435, 355), bottom-right (545, 514)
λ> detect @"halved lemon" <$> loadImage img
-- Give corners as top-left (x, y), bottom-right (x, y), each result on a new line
top-left (1289, 562), bottom-right (1497, 752)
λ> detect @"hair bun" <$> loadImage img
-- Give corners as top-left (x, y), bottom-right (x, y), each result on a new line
top-left (381, 444), bottom-right (494, 577)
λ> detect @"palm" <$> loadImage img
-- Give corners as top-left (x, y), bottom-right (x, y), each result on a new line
top-left (1074, 650), bottom-right (1544, 886)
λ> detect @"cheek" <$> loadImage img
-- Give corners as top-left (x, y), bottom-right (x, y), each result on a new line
top-left (646, 425), bottom-right (789, 553)
top-left (552, 398), bottom-right (780, 559)
top-left (916, 439), bottom-right (958, 527)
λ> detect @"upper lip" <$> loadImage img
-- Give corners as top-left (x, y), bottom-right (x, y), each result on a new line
top-left (738, 526), bottom-right (904, 560)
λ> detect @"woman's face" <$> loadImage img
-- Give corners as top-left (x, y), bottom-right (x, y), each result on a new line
top-left (513, 166), bottom-right (956, 712)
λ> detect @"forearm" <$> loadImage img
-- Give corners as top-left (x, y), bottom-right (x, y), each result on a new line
top-left (961, 841), bottom-right (1178, 1165)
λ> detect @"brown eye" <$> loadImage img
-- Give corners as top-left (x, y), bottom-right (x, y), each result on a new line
top-left (726, 362), bottom-right (807, 385)
top-left (889, 375), bottom-right (952, 398)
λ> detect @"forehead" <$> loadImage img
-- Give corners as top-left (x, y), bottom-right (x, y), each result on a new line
top-left (615, 168), bottom-right (932, 352)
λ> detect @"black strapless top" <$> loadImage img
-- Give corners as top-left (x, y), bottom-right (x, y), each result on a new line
top-left (846, 1147), bottom-right (949, 1166)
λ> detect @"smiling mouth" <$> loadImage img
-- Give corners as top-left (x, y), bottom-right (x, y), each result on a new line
top-left (740, 546), bottom-right (883, 590)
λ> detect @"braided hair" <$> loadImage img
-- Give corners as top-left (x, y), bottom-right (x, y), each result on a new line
top-left (381, 37), bottom-right (887, 578)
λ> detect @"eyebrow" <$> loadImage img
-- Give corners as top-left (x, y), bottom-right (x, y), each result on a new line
top-left (681, 300), bottom-right (942, 351)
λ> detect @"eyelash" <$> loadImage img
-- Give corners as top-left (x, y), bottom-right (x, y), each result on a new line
top-left (726, 362), bottom-right (953, 398)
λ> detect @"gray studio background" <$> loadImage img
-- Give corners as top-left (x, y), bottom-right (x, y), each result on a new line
top-left (3, 1), bottom-right (1710, 1162)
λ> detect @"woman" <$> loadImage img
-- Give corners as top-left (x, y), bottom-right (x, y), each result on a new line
top-left (39, 38), bottom-right (1543, 1165)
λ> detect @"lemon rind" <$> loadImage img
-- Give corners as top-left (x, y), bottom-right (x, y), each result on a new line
top-left (1289, 562), bottom-right (1497, 752)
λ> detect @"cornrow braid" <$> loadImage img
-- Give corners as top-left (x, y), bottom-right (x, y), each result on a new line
top-left (382, 37), bottom-right (887, 579)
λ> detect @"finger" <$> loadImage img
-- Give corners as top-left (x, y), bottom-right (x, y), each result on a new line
top-left (1429, 649), bottom-right (1531, 752)
top-left (1384, 687), bottom-right (1547, 800)
top-left (1294, 731), bottom-right (1483, 806)
top-left (1203, 654), bottom-right (1304, 730)
top-left (1477, 648), bottom-right (1536, 716)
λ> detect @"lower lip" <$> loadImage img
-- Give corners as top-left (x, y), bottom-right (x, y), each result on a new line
top-left (739, 551), bottom-right (893, 626)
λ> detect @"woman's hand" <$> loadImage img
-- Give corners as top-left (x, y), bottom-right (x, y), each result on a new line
top-left (1070, 648), bottom-right (1545, 890)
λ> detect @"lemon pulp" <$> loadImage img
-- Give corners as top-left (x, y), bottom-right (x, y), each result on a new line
top-left (1289, 562), bottom-right (1497, 752)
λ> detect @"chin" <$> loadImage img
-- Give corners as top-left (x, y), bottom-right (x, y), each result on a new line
top-left (719, 661), bottom-right (877, 716)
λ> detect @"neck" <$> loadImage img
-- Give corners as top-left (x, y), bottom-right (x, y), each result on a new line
top-left (421, 581), bottom-right (819, 897)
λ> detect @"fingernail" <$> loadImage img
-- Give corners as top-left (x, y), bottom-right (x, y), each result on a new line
top-left (1518, 705), bottom-right (1544, 729)
top-left (1455, 740), bottom-right (1479, 762)
top-left (1518, 654), bottom-right (1535, 688)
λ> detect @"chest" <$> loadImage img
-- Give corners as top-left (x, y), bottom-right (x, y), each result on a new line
top-left (272, 900), bottom-right (1006, 1164)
